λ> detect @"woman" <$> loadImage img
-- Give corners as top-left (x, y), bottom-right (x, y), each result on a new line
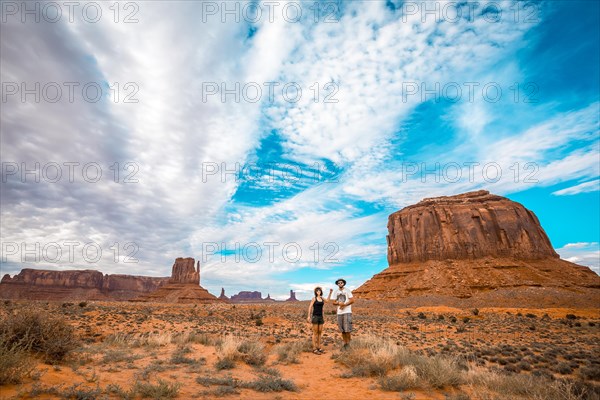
top-left (306, 286), bottom-right (332, 355)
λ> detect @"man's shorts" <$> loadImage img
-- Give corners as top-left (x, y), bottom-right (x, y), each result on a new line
top-left (337, 313), bottom-right (352, 333)
top-left (311, 315), bottom-right (324, 325)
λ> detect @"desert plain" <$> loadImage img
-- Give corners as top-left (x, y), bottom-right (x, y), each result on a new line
top-left (1, 299), bottom-right (599, 400)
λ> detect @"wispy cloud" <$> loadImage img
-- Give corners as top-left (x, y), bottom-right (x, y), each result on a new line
top-left (552, 179), bottom-right (600, 196)
top-left (1, 1), bottom-right (598, 296)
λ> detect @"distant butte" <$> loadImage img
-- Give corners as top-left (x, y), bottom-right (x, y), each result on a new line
top-left (0, 269), bottom-right (168, 301)
top-left (354, 190), bottom-right (600, 307)
top-left (133, 257), bottom-right (220, 303)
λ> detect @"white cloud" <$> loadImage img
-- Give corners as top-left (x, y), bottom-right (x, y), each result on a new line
top-left (2, 1), bottom-right (597, 297)
top-left (556, 242), bottom-right (600, 275)
top-left (552, 179), bottom-right (600, 196)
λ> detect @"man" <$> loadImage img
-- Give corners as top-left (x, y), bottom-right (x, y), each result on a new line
top-left (328, 278), bottom-right (354, 349)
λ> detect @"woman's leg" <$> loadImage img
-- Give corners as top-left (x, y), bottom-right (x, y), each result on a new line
top-left (316, 324), bottom-right (323, 349)
top-left (312, 323), bottom-right (319, 350)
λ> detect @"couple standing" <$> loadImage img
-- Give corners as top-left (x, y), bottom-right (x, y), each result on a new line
top-left (306, 278), bottom-right (354, 354)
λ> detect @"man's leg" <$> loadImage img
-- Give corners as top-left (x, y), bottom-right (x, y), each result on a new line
top-left (343, 314), bottom-right (352, 344)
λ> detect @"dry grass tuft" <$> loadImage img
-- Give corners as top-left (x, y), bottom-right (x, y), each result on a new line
top-left (214, 336), bottom-right (267, 368)
top-left (0, 308), bottom-right (78, 362)
top-left (0, 337), bottom-right (36, 384)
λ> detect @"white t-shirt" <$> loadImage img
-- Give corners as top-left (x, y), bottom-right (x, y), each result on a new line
top-left (333, 288), bottom-right (353, 315)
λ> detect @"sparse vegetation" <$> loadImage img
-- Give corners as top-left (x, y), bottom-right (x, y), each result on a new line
top-left (0, 337), bottom-right (35, 384)
top-left (1, 301), bottom-right (598, 399)
top-left (134, 379), bottom-right (181, 399)
top-left (0, 308), bottom-right (78, 361)
top-left (273, 340), bottom-right (309, 364)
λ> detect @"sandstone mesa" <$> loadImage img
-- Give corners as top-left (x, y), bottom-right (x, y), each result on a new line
top-left (354, 190), bottom-right (600, 307)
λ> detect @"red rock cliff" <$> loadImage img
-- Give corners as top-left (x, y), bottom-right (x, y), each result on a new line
top-left (0, 269), bottom-right (169, 301)
top-left (387, 190), bottom-right (558, 264)
top-left (355, 191), bottom-right (600, 307)
top-left (133, 257), bottom-right (219, 303)
top-left (169, 258), bottom-right (200, 284)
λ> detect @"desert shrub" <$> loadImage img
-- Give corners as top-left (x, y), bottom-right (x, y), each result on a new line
top-left (215, 358), bottom-right (235, 370)
top-left (187, 332), bottom-right (216, 346)
top-left (196, 375), bottom-right (239, 387)
top-left (333, 334), bottom-right (463, 388)
top-left (170, 345), bottom-right (200, 365)
top-left (201, 386), bottom-right (240, 397)
top-left (238, 340), bottom-right (266, 366)
top-left (472, 309), bottom-right (479, 316)
top-left (61, 383), bottom-right (102, 400)
top-left (273, 340), bottom-right (307, 364)
top-left (565, 314), bottom-right (578, 320)
top-left (214, 336), bottom-right (267, 368)
top-left (0, 308), bottom-right (78, 361)
top-left (145, 332), bottom-right (172, 347)
top-left (517, 361), bottom-right (532, 371)
top-left (379, 366), bottom-right (419, 391)
top-left (247, 374), bottom-right (297, 392)
top-left (134, 379), bottom-right (181, 399)
top-left (334, 335), bottom-right (404, 377)
top-left (103, 332), bottom-right (137, 347)
top-left (196, 373), bottom-right (297, 393)
top-left (579, 365), bottom-right (600, 380)
top-left (217, 336), bottom-right (242, 361)
top-left (465, 368), bottom-right (600, 399)
top-left (553, 362), bottom-right (572, 375)
top-left (102, 350), bottom-right (141, 364)
top-left (105, 383), bottom-right (136, 399)
top-left (78, 302), bottom-right (88, 308)
top-left (411, 354), bottom-right (464, 388)
top-left (0, 337), bottom-right (36, 384)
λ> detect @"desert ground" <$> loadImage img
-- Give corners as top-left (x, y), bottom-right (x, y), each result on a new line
top-left (1, 300), bottom-right (599, 400)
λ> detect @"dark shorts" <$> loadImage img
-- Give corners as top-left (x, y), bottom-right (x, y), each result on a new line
top-left (337, 313), bottom-right (352, 333)
top-left (311, 315), bottom-right (324, 325)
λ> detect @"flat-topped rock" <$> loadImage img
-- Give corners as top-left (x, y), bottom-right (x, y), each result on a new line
top-left (387, 190), bottom-right (558, 264)
top-left (170, 258), bottom-right (200, 284)
top-left (0, 269), bottom-right (169, 301)
top-left (133, 257), bottom-right (220, 303)
top-left (355, 191), bottom-right (600, 307)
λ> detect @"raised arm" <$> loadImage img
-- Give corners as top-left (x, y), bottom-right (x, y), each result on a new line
top-left (327, 288), bottom-right (336, 305)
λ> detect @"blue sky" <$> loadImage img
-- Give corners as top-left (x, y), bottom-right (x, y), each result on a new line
top-left (1, 1), bottom-right (598, 300)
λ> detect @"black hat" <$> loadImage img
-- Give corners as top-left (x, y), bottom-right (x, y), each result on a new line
top-left (335, 278), bottom-right (347, 285)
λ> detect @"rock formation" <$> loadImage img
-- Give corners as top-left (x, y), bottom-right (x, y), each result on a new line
top-left (218, 288), bottom-right (229, 301)
top-left (0, 269), bottom-right (169, 301)
top-left (230, 291), bottom-right (263, 303)
top-left (134, 258), bottom-right (219, 303)
top-left (387, 190), bottom-right (558, 264)
top-left (227, 291), bottom-right (279, 303)
top-left (265, 293), bottom-right (275, 302)
top-left (354, 191), bottom-right (600, 307)
top-left (169, 259), bottom-right (200, 284)
top-left (285, 290), bottom-right (298, 302)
